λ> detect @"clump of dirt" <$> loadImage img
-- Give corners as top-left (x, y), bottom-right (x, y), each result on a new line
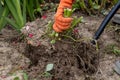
top-left (74, 42), bottom-right (99, 74)
top-left (20, 12), bottom-right (99, 80)
top-left (22, 39), bottom-right (99, 80)
top-left (21, 12), bottom-right (54, 47)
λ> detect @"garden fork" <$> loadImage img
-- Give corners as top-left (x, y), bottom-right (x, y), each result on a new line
top-left (91, 1), bottom-right (120, 44)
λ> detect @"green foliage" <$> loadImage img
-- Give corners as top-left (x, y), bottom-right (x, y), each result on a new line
top-left (63, 8), bottom-right (84, 36)
top-left (13, 71), bottom-right (28, 80)
top-left (46, 8), bottom-right (84, 44)
top-left (49, 8), bottom-right (76, 44)
top-left (0, 0), bottom-right (44, 31)
top-left (41, 63), bottom-right (54, 78)
top-left (4, 0), bottom-right (25, 31)
top-left (112, 46), bottom-right (120, 55)
top-left (73, 0), bottom-right (119, 15)
top-left (64, 8), bottom-right (75, 17)
top-left (65, 16), bottom-right (83, 36)
top-left (0, 1), bottom-right (9, 30)
top-left (26, 0), bottom-right (43, 21)
top-left (23, 72), bottom-right (28, 80)
top-left (105, 44), bottom-right (120, 56)
top-left (14, 77), bottom-right (20, 80)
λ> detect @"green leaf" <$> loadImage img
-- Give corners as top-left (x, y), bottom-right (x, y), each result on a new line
top-left (46, 64), bottom-right (54, 72)
top-left (50, 40), bottom-right (56, 44)
top-left (1, 0), bottom-right (4, 5)
top-left (14, 77), bottom-right (20, 80)
top-left (0, 6), bottom-right (3, 16)
top-left (93, 4), bottom-right (100, 10)
top-left (49, 31), bottom-right (56, 37)
top-left (71, 16), bottom-right (83, 28)
top-left (36, 8), bottom-right (41, 12)
top-left (43, 72), bottom-right (51, 77)
top-left (113, 47), bottom-right (120, 55)
top-left (5, 17), bottom-right (21, 32)
top-left (0, 5), bottom-right (9, 31)
top-left (64, 8), bottom-right (67, 17)
top-left (55, 33), bottom-right (59, 37)
top-left (22, 0), bottom-right (26, 23)
top-left (64, 8), bottom-right (73, 17)
top-left (23, 72), bottom-right (28, 80)
top-left (5, 0), bottom-right (20, 25)
top-left (26, 0), bottom-right (35, 21)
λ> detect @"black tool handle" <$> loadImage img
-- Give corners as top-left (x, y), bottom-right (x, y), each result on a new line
top-left (93, 1), bottom-right (120, 40)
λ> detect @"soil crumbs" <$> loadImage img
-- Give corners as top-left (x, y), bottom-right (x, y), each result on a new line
top-left (0, 12), bottom-right (120, 80)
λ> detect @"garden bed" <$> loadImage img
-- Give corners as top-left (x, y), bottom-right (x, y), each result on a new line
top-left (0, 12), bottom-right (120, 80)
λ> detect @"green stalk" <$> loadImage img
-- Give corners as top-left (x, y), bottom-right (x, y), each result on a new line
top-left (12, 0), bottom-right (24, 27)
top-left (0, 5), bottom-right (9, 30)
top-left (0, 3), bottom-right (3, 16)
top-left (95, 0), bottom-right (99, 5)
top-left (100, 0), bottom-right (107, 9)
top-left (64, 8), bottom-right (74, 17)
top-left (35, 0), bottom-right (40, 9)
top-left (113, 0), bottom-right (118, 5)
top-left (23, 0), bottom-right (26, 23)
top-left (88, 0), bottom-right (95, 13)
top-left (71, 16), bottom-right (83, 28)
top-left (34, 0), bottom-right (42, 15)
top-left (5, 0), bottom-right (25, 30)
top-left (5, 0), bottom-right (19, 23)
top-left (67, 8), bottom-right (72, 17)
top-left (66, 16), bottom-right (83, 35)
top-left (38, 0), bottom-right (44, 3)
top-left (79, 0), bottom-right (86, 10)
top-left (64, 9), bottom-right (67, 17)
top-left (88, 0), bottom-right (93, 8)
top-left (79, 0), bottom-right (91, 14)
top-left (63, 8), bottom-right (83, 35)
top-left (5, 17), bottom-right (20, 31)
top-left (114, 0), bottom-right (119, 3)
top-left (26, 0), bottom-right (35, 21)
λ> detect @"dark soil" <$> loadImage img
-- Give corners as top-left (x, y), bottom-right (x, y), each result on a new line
top-left (23, 40), bottom-right (99, 80)
top-left (19, 12), bottom-right (100, 80)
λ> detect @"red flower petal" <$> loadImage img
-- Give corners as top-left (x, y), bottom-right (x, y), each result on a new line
top-left (42, 15), bottom-right (47, 19)
top-left (1, 75), bottom-right (7, 78)
top-left (73, 28), bottom-right (79, 34)
top-left (28, 33), bottom-right (33, 38)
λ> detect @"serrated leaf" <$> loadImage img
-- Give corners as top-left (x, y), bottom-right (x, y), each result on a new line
top-left (46, 64), bottom-right (54, 72)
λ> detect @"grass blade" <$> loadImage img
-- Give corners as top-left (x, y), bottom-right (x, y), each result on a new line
top-left (23, 0), bottom-right (26, 23)
top-left (0, 5), bottom-right (9, 30)
top-left (5, 17), bottom-right (20, 31)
